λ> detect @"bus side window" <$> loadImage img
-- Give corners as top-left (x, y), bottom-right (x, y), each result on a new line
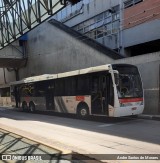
top-left (54, 79), bottom-right (65, 96)
top-left (76, 75), bottom-right (90, 95)
top-left (20, 84), bottom-right (34, 97)
top-left (65, 77), bottom-right (76, 96)
top-left (35, 82), bottom-right (46, 97)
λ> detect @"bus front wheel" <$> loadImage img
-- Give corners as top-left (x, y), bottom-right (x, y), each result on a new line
top-left (77, 105), bottom-right (89, 118)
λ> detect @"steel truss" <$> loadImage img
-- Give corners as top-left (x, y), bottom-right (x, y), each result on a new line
top-left (0, 0), bottom-right (79, 49)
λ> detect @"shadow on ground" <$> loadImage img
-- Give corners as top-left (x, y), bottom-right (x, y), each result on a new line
top-left (0, 129), bottom-right (101, 163)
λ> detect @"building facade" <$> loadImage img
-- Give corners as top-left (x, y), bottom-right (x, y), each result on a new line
top-left (53, 0), bottom-right (160, 56)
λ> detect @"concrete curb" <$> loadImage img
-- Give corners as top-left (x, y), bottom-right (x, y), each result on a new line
top-left (138, 114), bottom-right (160, 121)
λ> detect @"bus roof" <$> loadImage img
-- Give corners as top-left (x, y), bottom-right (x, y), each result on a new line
top-left (10, 64), bottom-right (111, 85)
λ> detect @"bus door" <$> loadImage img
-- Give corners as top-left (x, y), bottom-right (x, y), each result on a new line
top-left (45, 82), bottom-right (54, 110)
top-left (91, 75), bottom-right (108, 115)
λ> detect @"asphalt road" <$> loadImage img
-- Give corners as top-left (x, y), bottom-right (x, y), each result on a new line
top-left (0, 107), bottom-right (160, 163)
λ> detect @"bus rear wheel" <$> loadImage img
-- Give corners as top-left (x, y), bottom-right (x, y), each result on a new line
top-left (77, 106), bottom-right (89, 118)
top-left (22, 102), bottom-right (28, 112)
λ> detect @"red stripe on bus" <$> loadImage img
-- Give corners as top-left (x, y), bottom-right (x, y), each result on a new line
top-left (76, 96), bottom-right (85, 101)
top-left (119, 98), bottom-right (143, 103)
top-left (25, 96), bottom-right (30, 103)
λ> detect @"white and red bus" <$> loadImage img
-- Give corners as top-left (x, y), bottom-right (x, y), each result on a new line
top-left (10, 64), bottom-right (144, 117)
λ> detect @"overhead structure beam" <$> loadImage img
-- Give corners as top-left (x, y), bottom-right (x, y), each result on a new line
top-left (0, 0), bottom-right (81, 49)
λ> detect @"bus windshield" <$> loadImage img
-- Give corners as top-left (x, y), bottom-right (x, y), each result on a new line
top-left (113, 65), bottom-right (143, 98)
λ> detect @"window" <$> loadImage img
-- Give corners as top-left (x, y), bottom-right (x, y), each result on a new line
top-left (65, 77), bottom-right (76, 96)
top-left (97, 27), bottom-right (104, 39)
top-left (55, 0), bottom-right (83, 22)
top-left (104, 16), bottom-right (112, 24)
top-left (72, 5), bottom-right (120, 39)
top-left (134, 0), bottom-right (143, 4)
top-left (90, 23), bottom-right (96, 30)
top-left (104, 24), bottom-right (112, 35)
top-left (112, 13), bottom-right (120, 21)
top-left (95, 13), bottom-right (103, 22)
top-left (112, 20), bottom-right (119, 33)
top-left (95, 20), bottom-right (104, 28)
top-left (124, 0), bottom-right (134, 8)
top-left (104, 11), bottom-right (112, 19)
top-left (112, 5), bottom-right (120, 13)
top-left (124, 0), bottom-right (143, 9)
top-left (34, 82), bottom-right (47, 97)
top-left (20, 84), bottom-right (34, 97)
top-left (77, 75), bottom-right (90, 95)
top-left (84, 26), bottom-right (90, 33)
top-left (54, 79), bottom-right (65, 96)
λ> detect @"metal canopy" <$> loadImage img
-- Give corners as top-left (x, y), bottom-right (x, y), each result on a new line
top-left (0, 0), bottom-right (80, 49)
